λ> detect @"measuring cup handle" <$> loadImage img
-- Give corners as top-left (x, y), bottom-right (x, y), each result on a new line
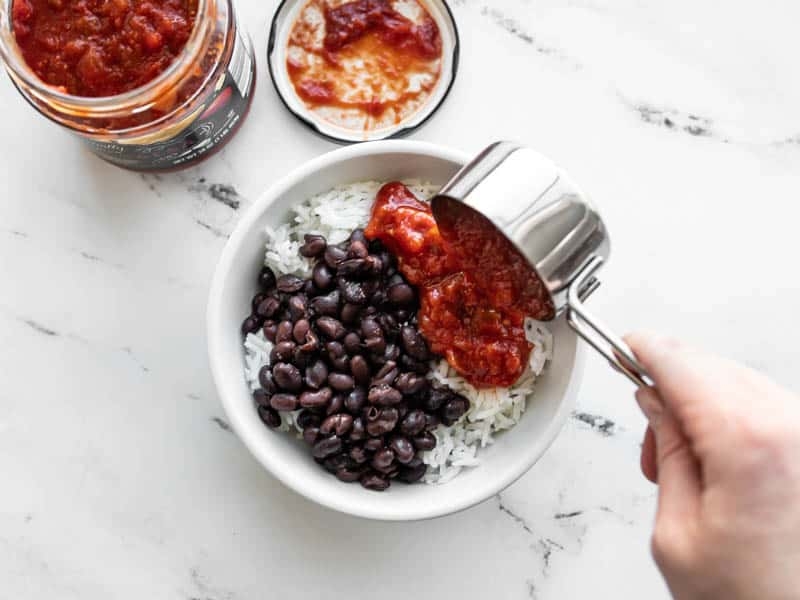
top-left (566, 257), bottom-right (653, 387)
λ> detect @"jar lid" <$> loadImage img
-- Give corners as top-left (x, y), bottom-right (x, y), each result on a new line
top-left (267, 0), bottom-right (459, 144)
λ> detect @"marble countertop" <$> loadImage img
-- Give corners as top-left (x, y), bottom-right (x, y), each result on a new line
top-left (2, 0), bottom-right (799, 598)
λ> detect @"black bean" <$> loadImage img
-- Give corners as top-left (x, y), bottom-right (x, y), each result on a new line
top-left (399, 354), bottom-right (429, 374)
top-left (350, 417), bottom-right (366, 441)
top-left (341, 280), bottom-right (367, 305)
top-left (362, 305), bottom-right (378, 317)
top-left (397, 402), bottom-right (409, 419)
top-left (303, 427), bottom-right (320, 445)
top-left (241, 315), bottom-right (260, 335)
top-left (312, 435), bottom-right (342, 459)
top-left (364, 335), bottom-right (386, 355)
top-left (350, 355), bottom-right (371, 386)
top-left (383, 343), bottom-right (400, 362)
top-left (378, 313), bottom-right (398, 336)
top-left (253, 388), bottom-right (271, 407)
top-left (349, 445), bottom-right (368, 463)
top-left (292, 319), bottom-right (310, 344)
top-left (258, 365), bottom-right (278, 394)
top-left (368, 384), bottom-right (403, 406)
top-left (365, 407), bottom-right (399, 436)
top-left (321, 413), bottom-right (353, 436)
top-left (424, 414), bottom-right (440, 431)
top-left (340, 302), bottom-right (361, 323)
top-left (258, 405), bottom-right (282, 428)
top-left (398, 462), bottom-right (427, 483)
top-left (299, 234), bottom-right (327, 258)
top-left (299, 330), bottom-right (320, 354)
top-left (399, 409), bottom-right (426, 436)
top-left (387, 273), bottom-right (404, 287)
top-left (251, 293), bottom-right (266, 312)
top-left (262, 319), bottom-right (278, 342)
top-left (275, 320), bottom-right (294, 343)
top-left (303, 280), bottom-right (319, 297)
top-left (288, 295), bottom-right (307, 320)
top-left (312, 262), bottom-right (334, 290)
top-left (270, 392), bottom-right (298, 412)
top-left (323, 339), bottom-right (343, 358)
top-left (372, 447), bottom-right (395, 470)
top-left (309, 290), bottom-right (340, 316)
top-left (441, 397), bottom-right (470, 426)
top-left (338, 258), bottom-right (367, 277)
top-left (345, 239), bottom-right (367, 260)
top-left (256, 296), bottom-right (281, 319)
top-left (364, 437), bottom-right (384, 452)
top-left (273, 363), bottom-right (303, 392)
top-left (401, 326), bottom-right (430, 361)
top-left (304, 359), bottom-right (328, 390)
top-left (371, 361), bottom-right (398, 387)
top-left (336, 468), bottom-right (362, 483)
top-left (350, 229), bottom-right (367, 245)
top-left (326, 393), bottom-right (344, 416)
top-left (316, 316), bottom-right (346, 340)
top-left (344, 387), bottom-right (367, 413)
top-left (389, 436), bottom-right (416, 464)
top-left (323, 453), bottom-right (354, 474)
top-left (425, 387), bottom-right (451, 412)
top-left (413, 431), bottom-right (437, 451)
top-left (270, 341), bottom-right (296, 363)
top-left (359, 316), bottom-right (378, 337)
top-left (328, 373), bottom-right (355, 392)
top-left (296, 410), bottom-right (321, 430)
top-left (276, 274), bottom-right (305, 293)
top-left (394, 372), bottom-right (424, 395)
top-left (324, 245), bottom-right (347, 268)
top-left (388, 283), bottom-right (415, 306)
top-left (395, 309), bottom-right (411, 323)
top-left (364, 255), bottom-right (383, 276)
top-left (293, 347), bottom-right (311, 369)
top-left (299, 387), bottom-right (333, 408)
top-left (343, 332), bottom-right (361, 355)
top-left (258, 266), bottom-right (277, 291)
top-left (360, 471), bottom-right (390, 491)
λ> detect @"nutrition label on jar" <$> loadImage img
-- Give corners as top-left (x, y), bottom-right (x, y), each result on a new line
top-left (86, 27), bottom-right (256, 172)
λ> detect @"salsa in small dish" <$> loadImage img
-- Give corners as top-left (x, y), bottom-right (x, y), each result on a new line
top-left (268, 0), bottom-right (459, 142)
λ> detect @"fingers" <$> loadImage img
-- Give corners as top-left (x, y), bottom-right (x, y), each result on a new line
top-left (641, 426), bottom-right (658, 483)
top-left (625, 332), bottom-right (738, 446)
top-left (637, 387), bottom-right (702, 522)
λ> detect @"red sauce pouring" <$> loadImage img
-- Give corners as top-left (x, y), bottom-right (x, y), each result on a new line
top-left (12, 0), bottom-right (197, 97)
top-left (365, 183), bottom-right (555, 388)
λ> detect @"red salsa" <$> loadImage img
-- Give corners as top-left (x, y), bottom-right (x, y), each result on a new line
top-left (286, 0), bottom-right (442, 128)
top-left (11, 0), bottom-right (198, 97)
top-left (365, 183), bottom-right (555, 388)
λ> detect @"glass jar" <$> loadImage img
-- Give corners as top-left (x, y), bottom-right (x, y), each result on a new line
top-left (0, 0), bottom-right (256, 172)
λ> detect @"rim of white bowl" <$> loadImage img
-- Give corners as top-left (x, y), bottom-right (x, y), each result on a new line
top-left (207, 140), bottom-right (585, 521)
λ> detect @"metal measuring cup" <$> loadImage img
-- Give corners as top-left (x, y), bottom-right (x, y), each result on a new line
top-left (431, 141), bottom-right (651, 387)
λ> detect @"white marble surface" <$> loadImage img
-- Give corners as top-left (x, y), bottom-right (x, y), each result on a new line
top-left (2, 0), bottom-right (800, 598)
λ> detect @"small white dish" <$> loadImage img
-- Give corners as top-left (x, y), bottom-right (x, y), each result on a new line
top-left (207, 140), bottom-right (584, 520)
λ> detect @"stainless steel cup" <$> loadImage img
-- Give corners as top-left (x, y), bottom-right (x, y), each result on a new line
top-left (431, 141), bottom-right (651, 387)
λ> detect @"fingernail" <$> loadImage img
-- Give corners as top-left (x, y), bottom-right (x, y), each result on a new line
top-left (636, 388), bottom-right (663, 427)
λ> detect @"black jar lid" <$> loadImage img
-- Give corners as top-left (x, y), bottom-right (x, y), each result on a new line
top-left (267, 0), bottom-right (460, 144)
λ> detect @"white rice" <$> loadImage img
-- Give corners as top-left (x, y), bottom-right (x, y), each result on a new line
top-left (244, 181), bottom-right (553, 484)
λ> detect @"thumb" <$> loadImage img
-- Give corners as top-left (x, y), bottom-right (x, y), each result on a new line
top-left (636, 386), bottom-right (702, 524)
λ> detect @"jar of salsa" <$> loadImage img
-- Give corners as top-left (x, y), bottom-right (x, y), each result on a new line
top-left (0, 0), bottom-right (255, 171)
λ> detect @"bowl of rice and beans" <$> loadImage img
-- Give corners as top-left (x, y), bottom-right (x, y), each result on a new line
top-left (207, 141), bottom-right (584, 520)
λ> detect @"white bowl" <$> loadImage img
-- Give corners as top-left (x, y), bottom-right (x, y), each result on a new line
top-left (207, 140), bottom-right (584, 521)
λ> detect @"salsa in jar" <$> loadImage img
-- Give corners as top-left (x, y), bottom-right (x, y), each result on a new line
top-left (365, 182), bottom-right (555, 388)
top-left (1, 0), bottom-right (255, 171)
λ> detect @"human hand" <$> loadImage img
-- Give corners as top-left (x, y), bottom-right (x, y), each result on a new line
top-left (626, 333), bottom-right (800, 600)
